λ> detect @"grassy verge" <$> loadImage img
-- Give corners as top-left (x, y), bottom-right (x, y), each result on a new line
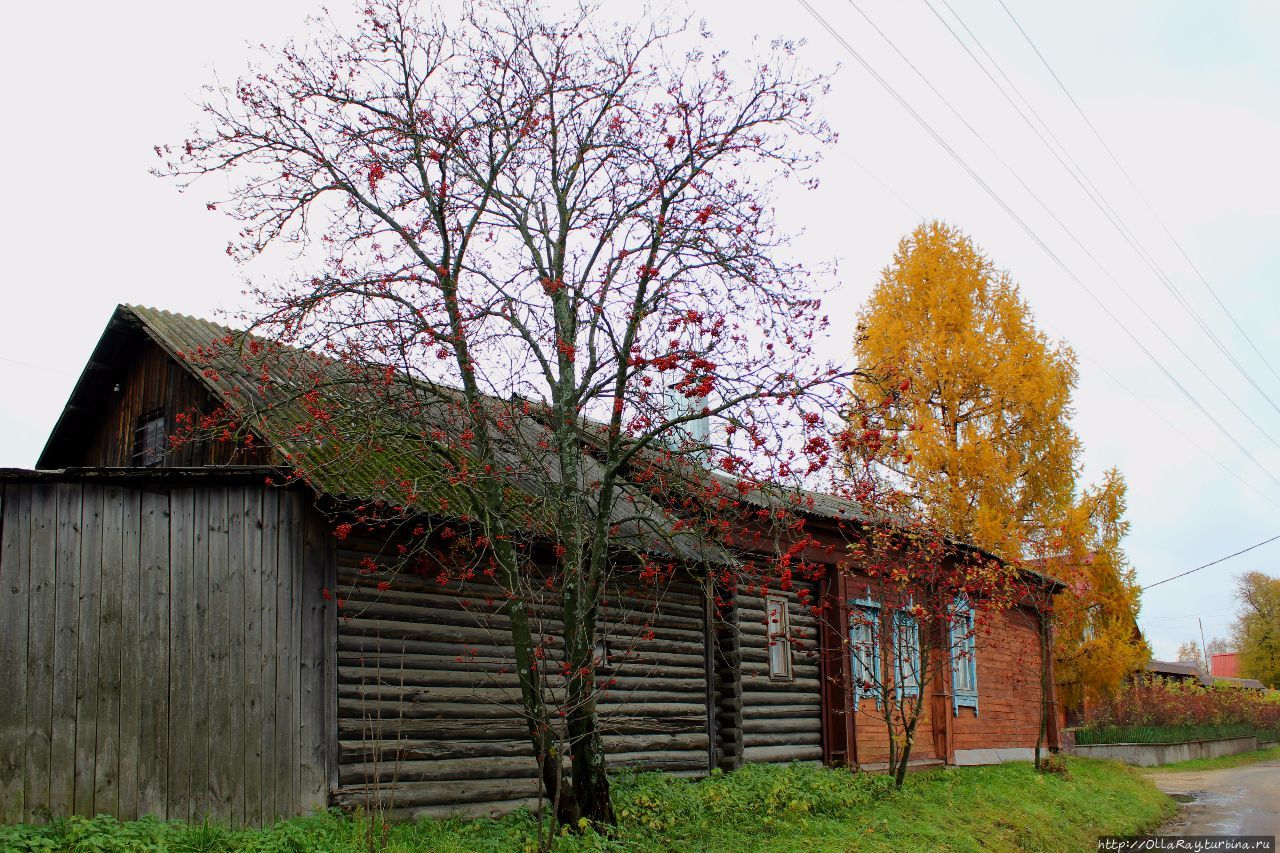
top-left (1145, 744), bottom-right (1280, 774)
top-left (0, 758), bottom-right (1175, 853)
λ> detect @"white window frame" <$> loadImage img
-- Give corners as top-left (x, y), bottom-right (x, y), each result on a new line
top-left (850, 601), bottom-right (882, 709)
top-left (765, 594), bottom-right (793, 681)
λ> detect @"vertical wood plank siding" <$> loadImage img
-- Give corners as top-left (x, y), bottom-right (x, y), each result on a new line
top-left (0, 479), bottom-right (330, 825)
top-left (72, 340), bottom-right (271, 469)
top-left (331, 536), bottom-right (711, 818)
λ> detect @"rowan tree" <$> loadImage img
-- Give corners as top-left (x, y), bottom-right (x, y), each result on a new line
top-left (1007, 566), bottom-right (1063, 771)
top-left (838, 492), bottom-right (1017, 786)
top-left (1232, 571), bottom-right (1280, 688)
top-left (157, 0), bottom-right (856, 827)
top-left (850, 220), bottom-right (1079, 560)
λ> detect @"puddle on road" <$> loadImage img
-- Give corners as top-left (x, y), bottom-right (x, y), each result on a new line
top-left (1170, 793), bottom-right (1197, 803)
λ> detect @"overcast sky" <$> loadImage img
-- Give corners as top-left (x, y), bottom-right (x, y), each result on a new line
top-left (2, 0), bottom-right (1277, 659)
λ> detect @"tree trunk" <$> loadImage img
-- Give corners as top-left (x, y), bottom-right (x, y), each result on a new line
top-left (1035, 615), bottom-right (1050, 770)
top-left (894, 717), bottom-right (915, 788)
top-left (566, 689), bottom-right (614, 826)
top-left (559, 582), bottom-right (614, 826)
top-left (490, 536), bottom-right (570, 818)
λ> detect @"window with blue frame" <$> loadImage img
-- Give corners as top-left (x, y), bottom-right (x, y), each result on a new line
top-left (849, 598), bottom-right (881, 708)
top-left (950, 597), bottom-right (979, 715)
top-left (893, 610), bottom-right (922, 698)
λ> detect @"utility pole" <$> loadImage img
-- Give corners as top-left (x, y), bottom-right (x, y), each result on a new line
top-left (1198, 617), bottom-right (1209, 676)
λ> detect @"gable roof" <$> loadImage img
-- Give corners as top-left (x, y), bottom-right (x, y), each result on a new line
top-left (41, 305), bottom-right (1059, 586)
top-left (39, 304), bottom-right (728, 564)
top-left (1144, 659), bottom-right (1211, 685)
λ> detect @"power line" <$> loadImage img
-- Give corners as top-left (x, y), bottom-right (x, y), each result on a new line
top-left (1143, 534), bottom-right (1280, 591)
top-left (994, 0), bottom-right (1280, 391)
top-left (833, 146), bottom-right (926, 221)
top-left (818, 70), bottom-right (1280, 514)
top-left (842, 0), bottom-right (1280, 456)
top-left (1077, 350), bottom-right (1280, 514)
top-left (927, 0), bottom-right (1280, 426)
top-left (793, 0), bottom-right (1280, 493)
top-left (1144, 605), bottom-right (1236, 622)
top-left (0, 354), bottom-right (72, 374)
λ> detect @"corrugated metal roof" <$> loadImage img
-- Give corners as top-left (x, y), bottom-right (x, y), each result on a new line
top-left (44, 305), bottom-right (1045, 580)
top-left (1212, 676), bottom-right (1268, 690)
top-left (120, 305), bottom-right (727, 564)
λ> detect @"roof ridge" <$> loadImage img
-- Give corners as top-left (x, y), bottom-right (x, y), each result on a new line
top-left (124, 303), bottom-right (236, 327)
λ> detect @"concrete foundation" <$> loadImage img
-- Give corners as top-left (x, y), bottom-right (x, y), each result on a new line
top-left (953, 747), bottom-right (1038, 766)
top-left (1068, 736), bottom-right (1258, 767)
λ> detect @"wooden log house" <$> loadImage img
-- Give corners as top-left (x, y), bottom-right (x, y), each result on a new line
top-left (0, 305), bottom-right (1061, 825)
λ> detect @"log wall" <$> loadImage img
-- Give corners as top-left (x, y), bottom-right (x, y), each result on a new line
top-left (735, 583), bottom-right (825, 765)
top-left (332, 537), bottom-right (712, 818)
top-left (0, 475), bottom-right (331, 826)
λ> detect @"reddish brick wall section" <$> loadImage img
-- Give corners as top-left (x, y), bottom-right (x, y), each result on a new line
top-left (952, 606), bottom-right (1046, 751)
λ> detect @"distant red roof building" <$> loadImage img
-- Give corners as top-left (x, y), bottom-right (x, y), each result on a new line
top-left (1211, 652), bottom-right (1240, 678)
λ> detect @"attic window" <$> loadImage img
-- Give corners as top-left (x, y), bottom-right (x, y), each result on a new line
top-left (132, 408), bottom-right (167, 467)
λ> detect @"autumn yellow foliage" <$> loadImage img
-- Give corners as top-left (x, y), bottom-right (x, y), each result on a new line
top-left (851, 221), bottom-right (1148, 704)
top-left (851, 221), bottom-right (1079, 559)
top-left (1234, 571), bottom-right (1280, 689)
top-left (1051, 469), bottom-right (1150, 707)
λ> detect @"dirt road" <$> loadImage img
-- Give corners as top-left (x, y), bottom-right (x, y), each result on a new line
top-left (1151, 759), bottom-right (1280, 836)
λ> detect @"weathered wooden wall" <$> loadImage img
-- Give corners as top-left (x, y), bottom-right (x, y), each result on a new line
top-left (69, 339), bottom-right (271, 469)
top-left (0, 475), bottom-right (332, 826)
top-left (950, 605), bottom-right (1045, 752)
top-left (331, 533), bottom-right (712, 818)
top-left (735, 584), bottom-right (825, 765)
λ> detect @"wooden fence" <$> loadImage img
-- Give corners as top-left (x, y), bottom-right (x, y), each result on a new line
top-left (0, 473), bottom-right (334, 825)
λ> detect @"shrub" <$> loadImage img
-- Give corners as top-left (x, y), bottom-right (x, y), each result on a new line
top-left (1079, 678), bottom-right (1280, 744)
top-left (1037, 752), bottom-right (1071, 777)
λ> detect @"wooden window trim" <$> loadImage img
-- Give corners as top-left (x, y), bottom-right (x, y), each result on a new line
top-left (765, 594), bottom-right (793, 681)
top-left (894, 611), bottom-right (922, 698)
top-left (131, 407), bottom-right (167, 468)
top-left (850, 602), bottom-right (881, 709)
top-left (951, 597), bottom-right (979, 715)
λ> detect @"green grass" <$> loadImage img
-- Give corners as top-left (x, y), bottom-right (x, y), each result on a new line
top-left (0, 758), bottom-right (1175, 853)
top-left (1145, 744), bottom-right (1280, 774)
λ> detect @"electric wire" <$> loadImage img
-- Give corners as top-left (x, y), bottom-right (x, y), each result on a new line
top-left (1077, 349), bottom-right (1280, 514)
top-left (843, 0), bottom-right (1280, 455)
top-left (1142, 534), bottom-right (1280, 591)
top-left (836, 132), bottom-right (1280, 513)
top-left (994, 0), bottom-right (1280, 389)
top-left (793, 0), bottom-right (1280, 492)
top-left (834, 147), bottom-right (927, 221)
top-left (927, 0), bottom-right (1280, 423)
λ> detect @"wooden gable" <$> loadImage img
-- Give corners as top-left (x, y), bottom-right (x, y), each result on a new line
top-left (38, 308), bottom-right (271, 469)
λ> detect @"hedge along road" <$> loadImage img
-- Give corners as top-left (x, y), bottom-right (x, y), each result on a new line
top-left (1152, 758), bottom-right (1280, 836)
